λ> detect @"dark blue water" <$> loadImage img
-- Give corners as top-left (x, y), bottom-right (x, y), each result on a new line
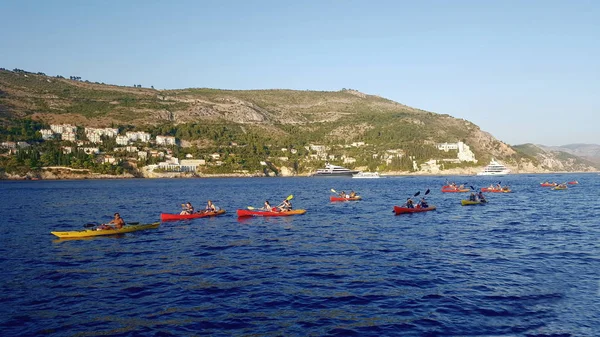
top-left (1, 174), bottom-right (599, 336)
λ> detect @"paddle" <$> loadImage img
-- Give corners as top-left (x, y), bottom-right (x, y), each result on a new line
top-left (83, 223), bottom-right (98, 228)
top-left (330, 188), bottom-right (337, 194)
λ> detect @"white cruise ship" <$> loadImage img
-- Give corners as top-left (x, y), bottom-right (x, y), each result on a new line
top-left (312, 163), bottom-right (360, 177)
top-left (477, 159), bottom-right (510, 176)
top-left (352, 172), bottom-right (381, 179)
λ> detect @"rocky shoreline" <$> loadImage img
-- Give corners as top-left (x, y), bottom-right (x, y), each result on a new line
top-left (2, 167), bottom-right (597, 181)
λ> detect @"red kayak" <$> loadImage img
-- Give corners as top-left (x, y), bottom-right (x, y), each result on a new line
top-left (393, 205), bottom-right (436, 215)
top-left (236, 209), bottom-right (307, 217)
top-left (330, 196), bottom-right (362, 202)
top-left (567, 181), bottom-right (579, 185)
top-left (160, 209), bottom-right (226, 221)
top-left (540, 183), bottom-right (557, 187)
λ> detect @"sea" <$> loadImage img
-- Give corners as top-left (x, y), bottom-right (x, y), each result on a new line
top-left (1, 174), bottom-right (599, 336)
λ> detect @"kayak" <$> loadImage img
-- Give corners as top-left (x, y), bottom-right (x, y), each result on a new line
top-left (393, 205), bottom-right (436, 215)
top-left (552, 186), bottom-right (568, 190)
top-left (441, 188), bottom-right (470, 193)
top-left (461, 199), bottom-right (486, 206)
top-left (540, 183), bottom-right (557, 187)
top-left (236, 209), bottom-right (307, 217)
top-left (481, 188), bottom-right (511, 193)
top-left (330, 196), bottom-right (362, 202)
top-left (160, 209), bottom-right (226, 221)
top-left (567, 181), bottom-right (579, 185)
top-left (51, 223), bottom-right (160, 238)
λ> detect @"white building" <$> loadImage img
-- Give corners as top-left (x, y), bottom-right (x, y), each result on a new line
top-left (40, 129), bottom-right (55, 140)
top-left (82, 147), bottom-right (100, 154)
top-left (437, 142), bottom-right (459, 151)
top-left (437, 141), bottom-right (476, 162)
top-left (116, 135), bottom-right (129, 146)
top-left (126, 131), bottom-right (151, 142)
top-left (87, 133), bottom-right (102, 143)
top-left (50, 124), bottom-right (77, 134)
top-left (61, 131), bottom-right (77, 142)
top-left (1, 142), bottom-right (16, 152)
top-left (180, 159), bottom-right (205, 172)
top-left (156, 135), bottom-right (177, 146)
top-left (343, 157), bottom-right (356, 164)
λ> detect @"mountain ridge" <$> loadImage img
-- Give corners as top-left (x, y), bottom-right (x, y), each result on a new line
top-left (0, 67), bottom-right (598, 176)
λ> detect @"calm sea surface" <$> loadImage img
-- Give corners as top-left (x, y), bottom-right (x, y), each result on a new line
top-left (1, 174), bottom-right (599, 336)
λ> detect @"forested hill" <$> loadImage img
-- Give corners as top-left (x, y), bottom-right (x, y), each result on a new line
top-left (1, 68), bottom-right (597, 175)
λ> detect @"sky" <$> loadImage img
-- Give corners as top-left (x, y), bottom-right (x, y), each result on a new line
top-left (1, 0), bottom-right (598, 146)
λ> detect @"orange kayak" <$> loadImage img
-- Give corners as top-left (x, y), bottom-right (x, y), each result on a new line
top-left (236, 209), bottom-right (307, 217)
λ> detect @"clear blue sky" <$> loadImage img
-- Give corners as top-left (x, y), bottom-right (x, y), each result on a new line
top-left (1, 0), bottom-right (598, 146)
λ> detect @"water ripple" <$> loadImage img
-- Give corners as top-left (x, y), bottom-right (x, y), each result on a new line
top-left (1, 175), bottom-right (599, 336)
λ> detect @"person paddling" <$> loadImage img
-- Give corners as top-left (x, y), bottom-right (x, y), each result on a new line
top-left (180, 202), bottom-right (194, 215)
top-left (477, 191), bottom-right (486, 202)
top-left (417, 197), bottom-right (428, 208)
top-left (404, 198), bottom-right (415, 208)
top-left (205, 200), bottom-right (218, 212)
top-left (278, 198), bottom-right (292, 212)
top-left (98, 213), bottom-right (125, 230)
top-left (262, 200), bottom-right (273, 212)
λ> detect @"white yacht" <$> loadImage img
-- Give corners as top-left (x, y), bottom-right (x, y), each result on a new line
top-left (352, 172), bottom-right (381, 179)
top-left (312, 163), bottom-right (360, 177)
top-left (477, 159), bottom-right (510, 176)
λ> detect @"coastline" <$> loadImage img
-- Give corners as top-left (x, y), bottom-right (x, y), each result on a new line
top-left (1, 168), bottom-right (597, 181)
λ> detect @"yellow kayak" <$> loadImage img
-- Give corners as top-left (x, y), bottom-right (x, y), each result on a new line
top-left (461, 200), bottom-right (486, 206)
top-left (51, 223), bottom-right (160, 238)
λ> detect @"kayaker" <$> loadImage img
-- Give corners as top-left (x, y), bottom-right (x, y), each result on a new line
top-left (263, 200), bottom-right (273, 212)
top-left (405, 198), bottom-right (415, 208)
top-left (418, 197), bottom-right (428, 208)
top-left (278, 199), bottom-right (292, 211)
top-left (477, 191), bottom-right (486, 202)
top-left (339, 191), bottom-right (347, 198)
top-left (98, 213), bottom-right (125, 230)
top-left (180, 202), bottom-right (194, 215)
top-left (469, 193), bottom-right (477, 202)
top-left (205, 200), bottom-right (218, 212)
top-left (349, 191), bottom-right (357, 198)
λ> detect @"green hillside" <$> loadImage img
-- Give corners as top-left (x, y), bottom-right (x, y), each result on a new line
top-left (2, 67), bottom-right (596, 176)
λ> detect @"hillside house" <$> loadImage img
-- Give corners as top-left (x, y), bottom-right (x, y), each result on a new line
top-left (156, 135), bottom-right (177, 146)
top-left (116, 135), bottom-right (129, 146)
top-left (437, 141), bottom-right (477, 162)
top-left (40, 129), bottom-right (55, 140)
top-left (125, 131), bottom-right (151, 142)
top-left (50, 124), bottom-right (77, 134)
top-left (61, 131), bottom-right (76, 142)
top-left (82, 147), bottom-right (100, 155)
